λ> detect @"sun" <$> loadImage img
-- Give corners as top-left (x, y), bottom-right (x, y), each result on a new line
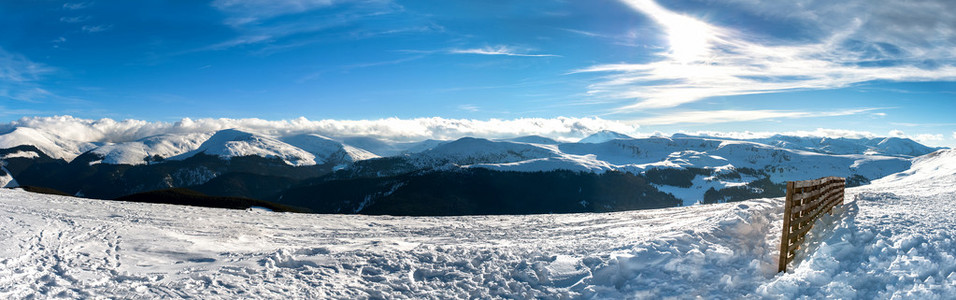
top-left (665, 17), bottom-right (712, 63)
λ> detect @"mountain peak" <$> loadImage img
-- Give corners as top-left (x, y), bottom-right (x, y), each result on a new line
top-left (579, 130), bottom-right (632, 144)
top-left (168, 129), bottom-right (317, 166)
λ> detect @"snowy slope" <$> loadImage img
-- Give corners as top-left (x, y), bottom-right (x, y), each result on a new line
top-left (0, 166), bottom-right (16, 188)
top-left (578, 130), bottom-right (632, 144)
top-left (88, 133), bottom-right (212, 165)
top-left (410, 137), bottom-right (560, 167)
top-left (1, 152), bottom-right (953, 298)
top-left (168, 129), bottom-right (317, 166)
top-left (339, 137), bottom-right (446, 156)
top-left (0, 127), bottom-right (96, 161)
top-left (745, 135), bottom-right (940, 157)
top-left (500, 135), bottom-right (560, 144)
top-left (474, 136), bottom-right (909, 183)
top-left (280, 134), bottom-right (378, 165)
top-left (867, 149), bottom-right (956, 193)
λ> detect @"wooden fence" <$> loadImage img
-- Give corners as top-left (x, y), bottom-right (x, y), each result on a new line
top-left (777, 176), bottom-right (846, 273)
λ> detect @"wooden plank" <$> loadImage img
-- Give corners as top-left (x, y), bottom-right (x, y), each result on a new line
top-left (778, 181), bottom-right (796, 273)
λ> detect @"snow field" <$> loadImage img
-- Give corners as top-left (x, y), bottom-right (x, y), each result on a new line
top-left (1, 149), bottom-right (954, 298)
top-left (0, 188), bottom-right (786, 299)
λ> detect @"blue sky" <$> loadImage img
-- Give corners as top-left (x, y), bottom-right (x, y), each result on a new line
top-left (1, 0), bottom-right (955, 146)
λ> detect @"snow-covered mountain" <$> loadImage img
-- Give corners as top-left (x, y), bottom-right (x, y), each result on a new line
top-left (437, 136), bottom-right (907, 181)
top-left (578, 130), bottom-right (632, 144)
top-left (168, 129), bottom-right (318, 166)
top-left (0, 123), bottom-right (940, 207)
top-left (412, 137), bottom-right (560, 167)
top-left (280, 134), bottom-right (379, 165)
top-left (736, 134), bottom-right (941, 157)
top-left (86, 133), bottom-right (212, 165)
top-left (339, 137), bottom-right (445, 157)
top-left (0, 127), bottom-right (96, 161)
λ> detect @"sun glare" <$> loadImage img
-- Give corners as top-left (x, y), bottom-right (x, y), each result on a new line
top-left (623, 0), bottom-right (715, 63)
top-left (664, 18), bottom-right (712, 62)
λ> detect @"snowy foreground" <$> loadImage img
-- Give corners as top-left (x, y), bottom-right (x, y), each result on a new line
top-left (2, 151), bottom-right (955, 298)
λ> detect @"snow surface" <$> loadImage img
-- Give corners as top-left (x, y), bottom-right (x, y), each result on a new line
top-left (1, 149), bottom-right (953, 298)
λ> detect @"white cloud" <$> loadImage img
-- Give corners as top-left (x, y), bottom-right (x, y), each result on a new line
top-left (953, 132), bottom-right (956, 139)
top-left (62, 2), bottom-right (91, 10)
top-left (59, 16), bottom-right (91, 23)
top-left (633, 108), bottom-right (876, 125)
top-left (913, 134), bottom-right (944, 142)
top-left (457, 104), bottom-right (479, 112)
top-left (449, 45), bottom-right (558, 57)
top-left (81, 24), bottom-right (112, 33)
top-left (575, 0), bottom-right (956, 112)
top-left (888, 129), bottom-right (906, 138)
top-left (1, 116), bottom-right (641, 143)
top-left (887, 129), bottom-right (944, 143)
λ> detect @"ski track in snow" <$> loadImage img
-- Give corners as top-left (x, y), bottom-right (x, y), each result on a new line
top-left (1, 150), bottom-right (954, 298)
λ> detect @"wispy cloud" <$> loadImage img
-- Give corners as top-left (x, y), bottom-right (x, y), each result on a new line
top-left (457, 104), bottom-right (479, 112)
top-left (202, 0), bottom-right (406, 53)
top-left (632, 108), bottom-right (878, 125)
top-left (449, 45), bottom-right (559, 57)
top-left (0, 48), bottom-right (55, 83)
top-left (575, 0), bottom-right (956, 112)
top-left (0, 48), bottom-right (88, 106)
top-left (81, 24), bottom-right (112, 33)
top-left (62, 2), bottom-right (92, 10)
top-left (59, 16), bottom-right (91, 23)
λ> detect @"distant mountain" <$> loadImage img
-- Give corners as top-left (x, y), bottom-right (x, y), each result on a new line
top-left (88, 133), bottom-right (211, 165)
top-left (339, 137), bottom-right (445, 156)
top-left (738, 135), bottom-right (941, 158)
top-left (280, 134), bottom-right (378, 166)
top-left (0, 127), bottom-right (96, 161)
top-left (0, 124), bottom-right (940, 213)
top-left (168, 129), bottom-right (317, 166)
top-left (501, 135), bottom-right (560, 145)
top-left (578, 130), bottom-right (632, 144)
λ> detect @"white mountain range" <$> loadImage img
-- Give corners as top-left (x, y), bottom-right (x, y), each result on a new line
top-left (0, 126), bottom-right (944, 204)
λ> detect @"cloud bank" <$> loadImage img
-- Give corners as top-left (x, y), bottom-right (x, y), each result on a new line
top-left (2, 116), bottom-right (947, 148)
top-left (0, 116), bottom-right (640, 143)
top-left (577, 0), bottom-right (956, 112)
